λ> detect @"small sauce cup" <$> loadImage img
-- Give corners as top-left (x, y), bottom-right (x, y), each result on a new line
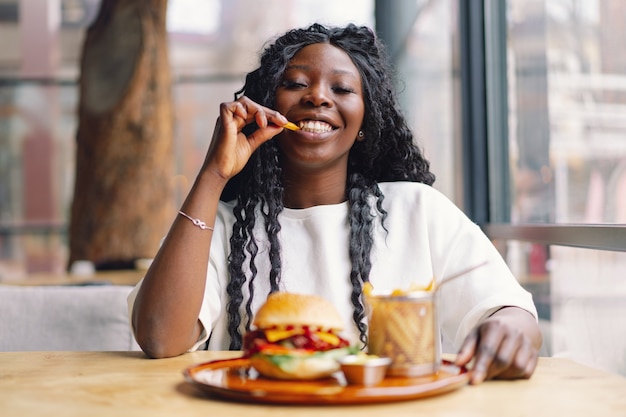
top-left (337, 355), bottom-right (392, 386)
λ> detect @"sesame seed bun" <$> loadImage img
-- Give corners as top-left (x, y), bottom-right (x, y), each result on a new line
top-left (253, 292), bottom-right (344, 331)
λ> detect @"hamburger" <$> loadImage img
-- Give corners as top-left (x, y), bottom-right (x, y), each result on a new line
top-left (243, 292), bottom-right (356, 380)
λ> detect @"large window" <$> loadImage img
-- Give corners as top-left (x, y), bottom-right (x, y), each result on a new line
top-left (379, 0), bottom-right (462, 203)
top-left (506, 0), bottom-right (626, 225)
top-left (482, 0), bottom-right (626, 376)
top-left (1, 0), bottom-right (624, 377)
top-left (0, 0), bottom-right (374, 277)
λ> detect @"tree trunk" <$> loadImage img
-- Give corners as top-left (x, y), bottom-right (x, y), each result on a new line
top-left (69, 0), bottom-right (172, 268)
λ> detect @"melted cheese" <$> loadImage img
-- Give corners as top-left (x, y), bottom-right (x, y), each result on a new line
top-left (315, 332), bottom-right (340, 346)
top-left (264, 328), bottom-right (340, 346)
top-left (265, 328), bottom-right (304, 343)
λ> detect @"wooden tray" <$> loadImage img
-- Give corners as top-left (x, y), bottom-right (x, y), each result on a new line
top-left (184, 358), bottom-right (469, 405)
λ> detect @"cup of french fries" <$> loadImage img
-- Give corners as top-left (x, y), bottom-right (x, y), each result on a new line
top-left (365, 281), bottom-right (441, 377)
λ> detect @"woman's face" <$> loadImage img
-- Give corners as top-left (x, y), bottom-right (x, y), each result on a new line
top-left (274, 43), bottom-right (365, 173)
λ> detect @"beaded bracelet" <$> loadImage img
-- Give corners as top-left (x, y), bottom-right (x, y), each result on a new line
top-left (178, 210), bottom-right (214, 231)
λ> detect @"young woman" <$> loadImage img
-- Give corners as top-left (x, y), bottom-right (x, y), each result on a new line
top-left (129, 23), bottom-right (541, 384)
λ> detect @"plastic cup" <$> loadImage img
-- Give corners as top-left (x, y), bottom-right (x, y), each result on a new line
top-left (367, 291), bottom-right (440, 377)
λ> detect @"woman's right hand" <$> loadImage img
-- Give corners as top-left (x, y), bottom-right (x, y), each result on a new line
top-left (132, 96), bottom-right (289, 359)
top-left (202, 96), bottom-right (289, 180)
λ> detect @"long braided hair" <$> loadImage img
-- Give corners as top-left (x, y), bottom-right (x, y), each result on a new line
top-left (222, 23), bottom-right (435, 350)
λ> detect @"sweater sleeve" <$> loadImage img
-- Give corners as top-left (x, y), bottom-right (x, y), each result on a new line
top-left (420, 186), bottom-right (538, 350)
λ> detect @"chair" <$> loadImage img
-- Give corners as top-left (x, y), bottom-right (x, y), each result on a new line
top-left (0, 284), bottom-right (140, 351)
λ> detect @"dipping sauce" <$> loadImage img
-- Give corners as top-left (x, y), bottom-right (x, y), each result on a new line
top-left (338, 354), bottom-right (391, 386)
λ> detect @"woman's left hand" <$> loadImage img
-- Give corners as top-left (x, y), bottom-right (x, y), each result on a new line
top-left (455, 306), bottom-right (542, 384)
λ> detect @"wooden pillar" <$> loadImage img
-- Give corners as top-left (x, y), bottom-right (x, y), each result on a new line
top-left (68, 0), bottom-right (173, 268)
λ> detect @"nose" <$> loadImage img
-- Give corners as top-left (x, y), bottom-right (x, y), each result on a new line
top-left (302, 84), bottom-right (332, 107)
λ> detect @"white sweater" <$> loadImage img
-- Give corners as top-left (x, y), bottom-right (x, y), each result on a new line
top-left (128, 182), bottom-right (537, 352)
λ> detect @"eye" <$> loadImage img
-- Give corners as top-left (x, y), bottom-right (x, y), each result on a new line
top-left (333, 85), bottom-right (356, 94)
top-left (281, 80), bottom-right (307, 89)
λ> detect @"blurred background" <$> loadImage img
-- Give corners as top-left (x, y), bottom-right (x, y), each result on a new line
top-left (0, 0), bottom-right (625, 375)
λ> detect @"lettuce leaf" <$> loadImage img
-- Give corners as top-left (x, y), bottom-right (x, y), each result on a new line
top-left (260, 346), bottom-right (360, 370)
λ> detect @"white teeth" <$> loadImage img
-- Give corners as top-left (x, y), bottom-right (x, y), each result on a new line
top-left (297, 120), bottom-right (333, 133)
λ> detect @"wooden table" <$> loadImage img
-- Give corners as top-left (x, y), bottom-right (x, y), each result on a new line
top-left (1, 351), bottom-right (625, 416)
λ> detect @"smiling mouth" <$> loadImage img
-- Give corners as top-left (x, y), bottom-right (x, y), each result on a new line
top-left (297, 120), bottom-right (335, 133)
